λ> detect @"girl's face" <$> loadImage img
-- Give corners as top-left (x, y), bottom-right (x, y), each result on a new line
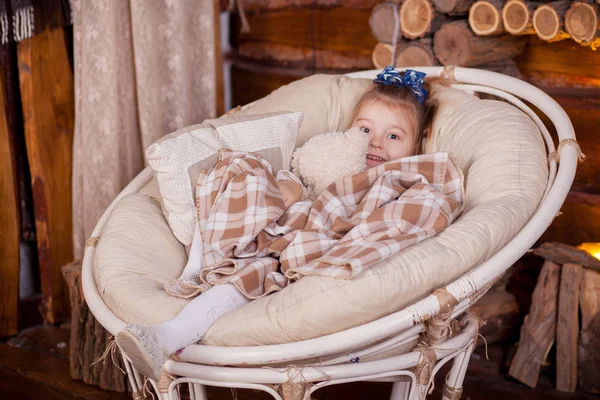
top-left (351, 101), bottom-right (418, 168)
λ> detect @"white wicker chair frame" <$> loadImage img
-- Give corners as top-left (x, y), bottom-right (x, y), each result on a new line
top-left (82, 66), bottom-right (578, 400)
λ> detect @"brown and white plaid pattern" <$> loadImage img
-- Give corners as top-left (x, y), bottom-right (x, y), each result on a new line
top-left (188, 149), bottom-right (463, 299)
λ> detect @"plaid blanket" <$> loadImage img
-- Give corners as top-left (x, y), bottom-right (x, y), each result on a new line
top-left (182, 149), bottom-right (463, 299)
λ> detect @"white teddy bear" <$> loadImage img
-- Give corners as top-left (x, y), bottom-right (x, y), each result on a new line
top-left (291, 127), bottom-right (369, 201)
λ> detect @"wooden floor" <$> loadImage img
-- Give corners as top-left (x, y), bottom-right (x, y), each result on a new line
top-left (1, 325), bottom-right (597, 400)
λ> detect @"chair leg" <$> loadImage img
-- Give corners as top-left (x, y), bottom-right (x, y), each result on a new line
top-left (189, 383), bottom-right (208, 400)
top-left (410, 384), bottom-right (429, 400)
top-left (442, 341), bottom-right (475, 400)
top-left (390, 380), bottom-right (411, 400)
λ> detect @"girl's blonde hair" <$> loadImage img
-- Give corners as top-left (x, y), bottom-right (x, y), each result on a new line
top-left (354, 77), bottom-right (451, 153)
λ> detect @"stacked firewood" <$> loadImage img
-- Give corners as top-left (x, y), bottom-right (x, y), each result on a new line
top-left (369, 0), bottom-right (599, 75)
top-left (369, 0), bottom-right (527, 77)
top-left (470, 0), bottom-right (600, 48)
top-left (508, 242), bottom-right (600, 394)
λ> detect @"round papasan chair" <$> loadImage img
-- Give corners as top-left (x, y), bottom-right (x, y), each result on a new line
top-left (82, 66), bottom-right (579, 400)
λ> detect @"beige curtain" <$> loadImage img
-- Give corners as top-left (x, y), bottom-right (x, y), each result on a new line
top-left (71, 0), bottom-right (217, 258)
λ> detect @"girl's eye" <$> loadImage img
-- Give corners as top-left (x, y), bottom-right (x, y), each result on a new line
top-left (360, 127), bottom-right (370, 134)
top-left (389, 133), bottom-right (399, 140)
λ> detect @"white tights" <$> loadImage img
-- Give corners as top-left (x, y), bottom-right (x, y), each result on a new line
top-left (152, 225), bottom-right (250, 355)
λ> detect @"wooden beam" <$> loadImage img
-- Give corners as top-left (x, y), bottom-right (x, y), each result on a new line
top-left (556, 263), bottom-right (583, 392)
top-left (540, 192), bottom-right (600, 247)
top-left (579, 268), bottom-right (600, 394)
top-left (235, 7), bottom-right (377, 56)
top-left (0, 63), bottom-right (20, 337)
top-left (231, 64), bottom-right (301, 108)
top-left (221, 0), bottom-right (386, 11)
top-left (508, 260), bottom-right (561, 388)
top-left (516, 38), bottom-right (600, 89)
top-left (238, 41), bottom-right (373, 70)
top-left (533, 242), bottom-right (600, 272)
top-left (17, 27), bottom-right (74, 324)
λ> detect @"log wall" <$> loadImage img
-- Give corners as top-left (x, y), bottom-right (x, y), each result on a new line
top-left (227, 3), bottom-right (600, 246)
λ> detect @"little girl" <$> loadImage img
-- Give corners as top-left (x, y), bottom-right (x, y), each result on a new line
top-left (116, 67), bottom-right (434, 381)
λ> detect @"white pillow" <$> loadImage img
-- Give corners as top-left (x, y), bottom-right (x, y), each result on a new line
top-left (145, 111), bottom-right (303, 245)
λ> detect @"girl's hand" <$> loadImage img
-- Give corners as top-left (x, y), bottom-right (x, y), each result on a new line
top-left (279, 180), bottom-right (302, 208)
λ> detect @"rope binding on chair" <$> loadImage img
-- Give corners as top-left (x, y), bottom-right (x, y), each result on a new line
top-left (156, 372), bottom-right (176, 393)
top-left (548, 138), bottom-right (586, 163)
top-left (85, 236), bottom-right (100, 248)
top-left (442, 384), bottom-right (463, 400)
top-left (441, 65), bottom-right (456, 81)
top-left (268, 364), bottom-right (331, 400)
top-left (411, 288), bottom-right (461, 387)
top-left (91, 336), bottom-right (126, 375)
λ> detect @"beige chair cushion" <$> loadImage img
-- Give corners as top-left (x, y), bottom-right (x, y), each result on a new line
top-left (146, 111), bottom-right (302, 246)
top-left (95, 192), bottom-right (188, 325)
top-left (94, 74), bottom-right (548, 347)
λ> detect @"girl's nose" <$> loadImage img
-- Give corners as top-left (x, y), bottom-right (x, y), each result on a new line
top-left (369, 134), bottom-right (383, 148)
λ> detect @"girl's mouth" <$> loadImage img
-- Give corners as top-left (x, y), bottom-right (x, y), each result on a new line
top-left (366, 154), bottom-right (386, 167)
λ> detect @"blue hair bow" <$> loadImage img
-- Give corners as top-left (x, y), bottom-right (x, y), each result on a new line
top-left (373, 66), bottom-right (429, 105)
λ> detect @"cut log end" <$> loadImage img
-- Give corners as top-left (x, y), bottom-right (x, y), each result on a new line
top-left (433, 22), bottom-right (472, 66)
top-left (369, 2), bottom-right (401, 44)
top-left (372, 43), bottom-right (396, 69)
top-left (400, 0), bottom-right (435, 39)
top-left (533, 6), bottom-right (561, 39)
top-left (565, 2), bottom-right (599, 43)
top-left (396, 40), bottom-right (438, 66)
top-left (532, 1), bottom-right (572, 42)
top-left (503, 0), bottom-right (534, 35)
top-left (469, 0), bottom-right (503, 35)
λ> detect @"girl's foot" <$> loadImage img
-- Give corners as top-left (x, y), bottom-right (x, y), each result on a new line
top-left (116, 324), bottom-right (168, 381)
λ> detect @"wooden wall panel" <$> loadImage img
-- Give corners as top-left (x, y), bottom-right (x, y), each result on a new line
top-left (0, 70), bottom-right (20, 337)
top-left (516, 38), bottom-right (600, 89)
top-left (220, 0), bottom-right (383, 11)
top-left (541, 195), bottom-right (600, 245)
top-left (17, 27), bottom-right (74, 324)
top-left (231, 64), bottom-right (301, 107)
top-left (237, 8), bottom-right (376, 59)
top-left (516, 37), bottom-right (600, 245)
top-left (551, 96), bottom-right (600, 193)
